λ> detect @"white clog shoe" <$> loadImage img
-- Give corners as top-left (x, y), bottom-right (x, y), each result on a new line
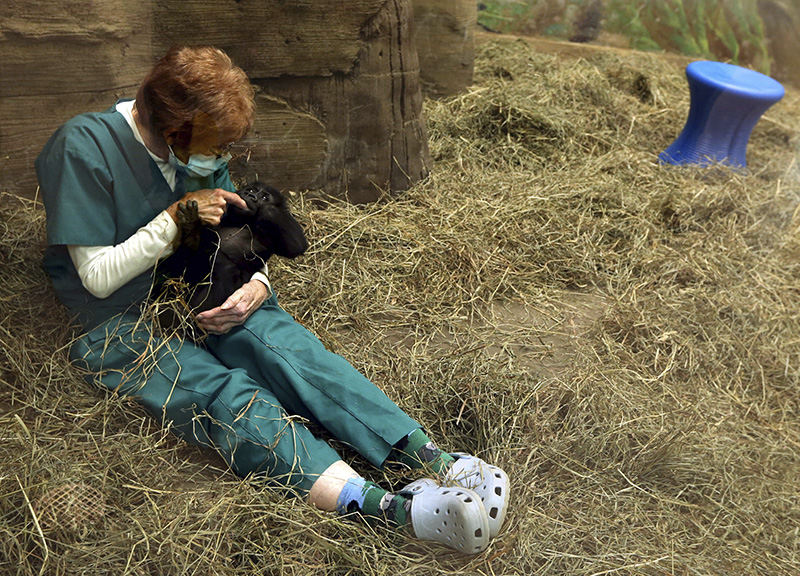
top-left (400, 480), bottom-right (490, 554)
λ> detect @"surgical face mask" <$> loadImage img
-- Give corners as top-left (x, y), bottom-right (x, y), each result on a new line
top-left (169, 146), bottom-right (231, 178)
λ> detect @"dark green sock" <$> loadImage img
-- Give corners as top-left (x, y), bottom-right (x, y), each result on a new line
top-left (335, 477), bottom-right (410, 527)
top-left (393, 428), bottom-right (455, 474)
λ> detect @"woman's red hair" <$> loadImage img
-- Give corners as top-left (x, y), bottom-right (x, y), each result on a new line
top-left (136, 46), bottom-right (255, 149)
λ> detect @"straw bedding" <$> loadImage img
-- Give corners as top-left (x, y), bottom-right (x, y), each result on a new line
top-left (2, 36), bottom-right (799, 575)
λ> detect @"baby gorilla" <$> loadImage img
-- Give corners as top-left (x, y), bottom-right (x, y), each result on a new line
top-left (158, 182), bottom-right (308, 315)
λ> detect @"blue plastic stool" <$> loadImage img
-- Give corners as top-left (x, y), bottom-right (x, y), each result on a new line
top-left (659, 60), bottom-right (784, 168)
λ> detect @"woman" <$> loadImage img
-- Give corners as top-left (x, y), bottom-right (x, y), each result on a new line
top-left (36, 46), bottom-right (509, 554)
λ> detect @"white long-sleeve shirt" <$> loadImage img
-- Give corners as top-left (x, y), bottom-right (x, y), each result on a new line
top-left (68, 99), bottom-right (269, 299)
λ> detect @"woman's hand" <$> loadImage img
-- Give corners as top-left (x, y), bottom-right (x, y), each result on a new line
top-left (194, 280), bottom-right (270, 335)
top-left (167, 188), bottom-right (247, 227)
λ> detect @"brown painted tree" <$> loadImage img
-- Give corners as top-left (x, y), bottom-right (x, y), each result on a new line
top-left (0, 1), bottom-right (153, 198)
top-left (1, 0), bottom-right (439, 203)
top-left (412, 0), bottom-right (477, 97)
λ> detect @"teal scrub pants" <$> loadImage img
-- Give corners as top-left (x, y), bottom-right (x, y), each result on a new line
top-left (71, 293), bottom-right (420, 495)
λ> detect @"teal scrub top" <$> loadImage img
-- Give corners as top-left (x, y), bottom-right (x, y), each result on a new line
top-left (36, 100), bottom-right (236, 330)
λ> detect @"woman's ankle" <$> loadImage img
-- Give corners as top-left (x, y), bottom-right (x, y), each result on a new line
top-left (392, 428), bottom-right (455, 474)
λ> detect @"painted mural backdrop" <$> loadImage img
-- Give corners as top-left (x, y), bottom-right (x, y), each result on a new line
top-left (478, 0), bottom-right (799, 85)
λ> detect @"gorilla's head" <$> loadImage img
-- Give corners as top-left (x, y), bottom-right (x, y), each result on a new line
top-left (225, 182), bottom-right (308, 258)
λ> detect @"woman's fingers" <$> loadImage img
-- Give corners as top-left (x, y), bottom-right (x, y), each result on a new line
top-left (195, 281), bottom-right (268, 334)
top-left (181, 188), bottom-right (241, 225)
top-left (218, 189), bottom-right (247, 210)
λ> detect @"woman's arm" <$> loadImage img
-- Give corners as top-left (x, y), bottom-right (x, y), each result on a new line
top-left (70, 193), bottom-right (269, 300)
top-left (69, 211), bottom-right (178, 299)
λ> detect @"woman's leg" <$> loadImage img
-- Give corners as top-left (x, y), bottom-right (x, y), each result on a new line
top-left (308, 460), bottom-right (360, 510)
top-left (206, 295), bottom-right (421, 468)
top-left (71, 314), bottom-right (340, 495)
top-left (73, 313), bottom-right (500, 552)
top-left (207, 297), bottom-right (508, 542)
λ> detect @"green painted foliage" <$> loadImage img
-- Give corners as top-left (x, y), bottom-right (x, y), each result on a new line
top-left (477, 0), bottom-right (770, 73)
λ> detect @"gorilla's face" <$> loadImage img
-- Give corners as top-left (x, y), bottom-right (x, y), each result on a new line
top-left (227, 182), bottom-right (308, 258)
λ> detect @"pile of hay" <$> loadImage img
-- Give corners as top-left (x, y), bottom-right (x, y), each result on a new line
top-left (2, 37), bottom-right (799, 575)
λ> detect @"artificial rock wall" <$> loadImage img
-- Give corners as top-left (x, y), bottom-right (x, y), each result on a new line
top-left (0, 0), bottom-right (475, 203)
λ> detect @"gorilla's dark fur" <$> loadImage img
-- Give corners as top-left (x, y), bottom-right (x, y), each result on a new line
top-left (157, 182), bottom-right (308, 314)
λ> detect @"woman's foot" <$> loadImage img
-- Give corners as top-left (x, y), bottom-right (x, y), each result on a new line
top-left (403, 454), bottom-right (510, 538)
top-left (445, 453), bottom-right (509, 538)
top-left (400, 480), bottom-right (490, 554)
top-left (329, 471), bottom-right (489, 554)
top-left (390, 431), bottom-right (510, 538)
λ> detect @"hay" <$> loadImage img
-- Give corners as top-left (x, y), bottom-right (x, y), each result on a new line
top-left (2, 36), bottom-right (800, 575)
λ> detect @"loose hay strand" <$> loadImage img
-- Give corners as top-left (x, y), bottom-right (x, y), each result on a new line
top-left (2, 35), bottom-right (800, 575)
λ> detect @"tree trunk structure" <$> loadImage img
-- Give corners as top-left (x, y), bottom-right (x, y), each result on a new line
top-left (1, 0), bottom-right (434, 203)
top-left (412, 0), bottom-right (477, 97)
